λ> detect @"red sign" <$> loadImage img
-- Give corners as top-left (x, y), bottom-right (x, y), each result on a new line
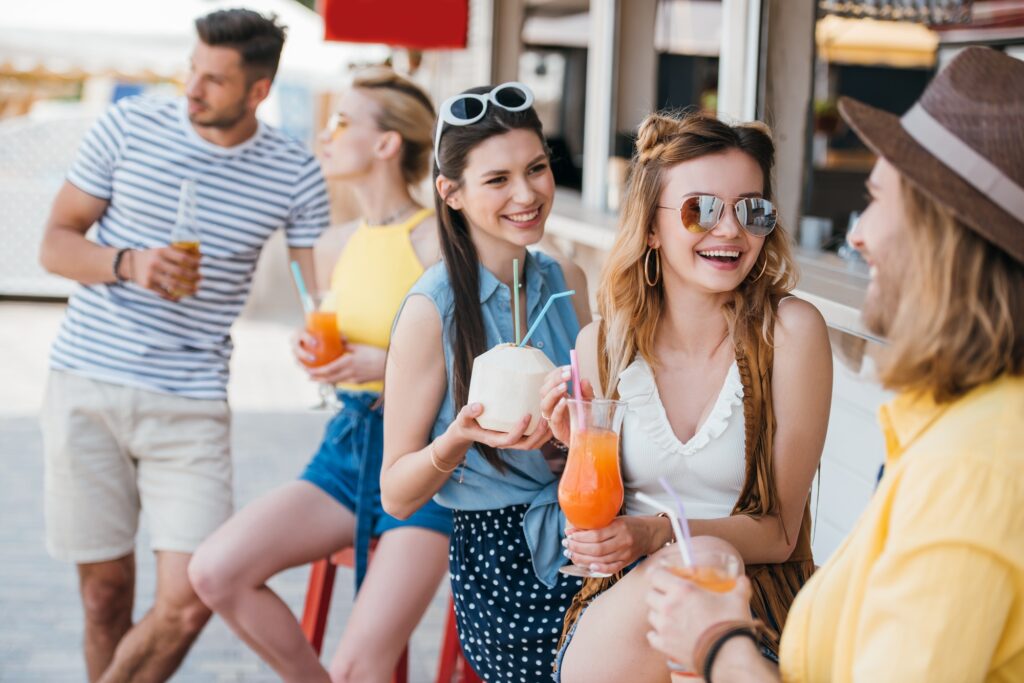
top-left (321, 0), bottom-right (470, 49)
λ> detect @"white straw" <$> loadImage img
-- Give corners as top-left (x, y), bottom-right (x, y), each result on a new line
top-left (635, 492), bottom-right (693, 566)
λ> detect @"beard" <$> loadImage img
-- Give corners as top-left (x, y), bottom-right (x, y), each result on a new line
top-left (188, 97), bottom-right (248, 130)
top-left (861, 265), bottom-right (902, 337)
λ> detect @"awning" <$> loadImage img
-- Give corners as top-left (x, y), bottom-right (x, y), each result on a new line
top-left (818, 0), bottom-right (973, 25)
top-left (817, 15), bottom-right (940, 67)
top-left (321, 0), bottom-right (469, 49)
top-left (932, 0), bottom-right (1024, 43)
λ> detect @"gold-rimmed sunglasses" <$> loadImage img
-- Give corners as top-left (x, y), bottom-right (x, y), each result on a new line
top-left (657, 194), bottom-right (778, 237)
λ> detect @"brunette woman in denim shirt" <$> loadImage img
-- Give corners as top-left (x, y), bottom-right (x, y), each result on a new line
top-left (381, 83), bottom-right (591, 681)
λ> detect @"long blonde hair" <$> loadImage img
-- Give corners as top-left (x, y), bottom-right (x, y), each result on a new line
top-left (879, 179), bottom-right (1024, 402)
top-left (352, 68), bottom-right (435, 187)
top-left (598, 111), bottom-right (797, 396)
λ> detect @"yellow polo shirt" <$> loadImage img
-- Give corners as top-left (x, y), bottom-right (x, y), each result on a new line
top-left (779, 375), bottom-right (1024, 682)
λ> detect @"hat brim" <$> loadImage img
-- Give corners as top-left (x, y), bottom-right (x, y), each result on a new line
top-left (839, 96), bottom-right (1024, 265)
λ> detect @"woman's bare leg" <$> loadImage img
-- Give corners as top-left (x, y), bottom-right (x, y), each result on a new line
top-left (189, 481), bottom-right (355, 683)
top-left (327, 526), bottom-right (449, 683)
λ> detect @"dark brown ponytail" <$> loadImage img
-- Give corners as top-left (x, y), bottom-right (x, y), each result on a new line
top-left (433, 86), bottom-right (548, 469)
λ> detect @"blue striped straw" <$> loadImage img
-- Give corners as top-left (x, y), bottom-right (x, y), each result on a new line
top-left (289, 261), bottom-right (314, 315)
top-left (518, 290), bottom-right (575, 348)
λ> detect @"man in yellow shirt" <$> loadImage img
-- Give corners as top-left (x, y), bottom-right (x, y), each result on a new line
top-left (643, 46), bottom-right (1024, 682)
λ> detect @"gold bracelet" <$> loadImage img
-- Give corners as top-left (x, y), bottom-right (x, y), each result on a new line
top-left (655, 512), bottom-right (676, 547)
top-left (429, 441), bottom-right (460, 473)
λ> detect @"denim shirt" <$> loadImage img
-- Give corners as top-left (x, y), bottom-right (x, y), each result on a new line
top-left (403, 250), bottom-right (580, 587)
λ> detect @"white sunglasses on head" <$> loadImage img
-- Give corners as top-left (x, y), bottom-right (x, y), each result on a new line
top-left (433, 82), bottom-right (535, 169)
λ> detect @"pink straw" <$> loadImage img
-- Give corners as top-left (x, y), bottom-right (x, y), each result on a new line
top-left (569, 349), bottom-right (586, 426)
top-left (569, 349), bottom-right (582, 399)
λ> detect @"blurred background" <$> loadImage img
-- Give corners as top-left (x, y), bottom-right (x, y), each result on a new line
top-left (1, 1), bottom-right (1022, 679)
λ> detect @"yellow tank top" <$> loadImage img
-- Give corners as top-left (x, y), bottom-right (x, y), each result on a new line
top-left (330, 207), bottom-right (433, 393)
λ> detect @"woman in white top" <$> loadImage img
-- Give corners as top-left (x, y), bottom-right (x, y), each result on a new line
top-left (541, 111), bottom-right (833, 682)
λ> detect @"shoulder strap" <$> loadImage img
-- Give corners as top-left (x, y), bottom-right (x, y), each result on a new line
top-left (397, 207), bottom-right (434, 233)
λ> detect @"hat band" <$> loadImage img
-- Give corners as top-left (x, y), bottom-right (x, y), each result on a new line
top-left (901, 103), bottom-right (1024, 217)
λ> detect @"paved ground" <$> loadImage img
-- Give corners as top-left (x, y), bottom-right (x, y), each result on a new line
top-left (0, 300), bottom-right (451, 682)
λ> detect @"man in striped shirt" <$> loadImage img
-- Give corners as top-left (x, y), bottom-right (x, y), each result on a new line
top-left (37, 9), bottom-right (329, 681)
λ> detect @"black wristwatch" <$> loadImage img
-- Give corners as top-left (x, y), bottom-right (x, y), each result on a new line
top-left (112, 248), bottom-right (131, 284)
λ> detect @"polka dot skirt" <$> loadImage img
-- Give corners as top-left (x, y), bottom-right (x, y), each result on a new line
top-left (449, 504), bottom-right (582, 682)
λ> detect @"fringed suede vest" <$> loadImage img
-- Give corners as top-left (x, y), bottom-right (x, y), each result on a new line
top-left (557, 314), bottom-right (816, 655)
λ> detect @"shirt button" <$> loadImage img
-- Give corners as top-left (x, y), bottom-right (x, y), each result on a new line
top-left (536, 341), bottom-right (544, 349)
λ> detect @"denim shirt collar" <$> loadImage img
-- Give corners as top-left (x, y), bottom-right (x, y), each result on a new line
top-left (427, 250), bottom-right (579, 588)
top-left (477, 251), bottom-right (548, 323)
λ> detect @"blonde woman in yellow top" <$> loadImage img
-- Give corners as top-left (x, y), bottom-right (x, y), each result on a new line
top-left (644, 47), bottom-right (1024, 683)
top-left (188, 69), bottom-right (451, 683)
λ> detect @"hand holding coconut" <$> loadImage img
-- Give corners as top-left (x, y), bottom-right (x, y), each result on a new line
top-left (443, 400), bottom-right (553, 461)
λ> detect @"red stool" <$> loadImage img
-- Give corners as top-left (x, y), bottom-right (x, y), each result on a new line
top-left (301, 542), bottom-right (482, 683)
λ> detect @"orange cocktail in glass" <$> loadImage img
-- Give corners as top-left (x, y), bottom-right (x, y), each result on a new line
top-left (660, 550), bottom-right (743, 678)
top-left (302, 310), bottom-right (345, 368)
top-left (667, 561), bottom-right (740, 593)
top-left (558, 398), bottom-right (626, 578)
top-left (559, 428), bottom-right (623, 529)
top-left (299, 292), bottom-right (345, 410)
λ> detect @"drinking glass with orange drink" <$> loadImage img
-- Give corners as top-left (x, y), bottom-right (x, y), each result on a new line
top-left (299, 291), bottom-right (346, 409)
top-left (558, 397), bottom-right (626, 577)
top-left (658, 549), bottom-right (742, 678)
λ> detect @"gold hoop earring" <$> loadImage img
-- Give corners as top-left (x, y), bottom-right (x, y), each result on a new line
top-left (643, 248), bottom-right (661, 287)
top-left (750, 256), bottom-right (768, 283)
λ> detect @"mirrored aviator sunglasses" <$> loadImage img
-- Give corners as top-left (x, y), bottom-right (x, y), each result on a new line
top-left (434, 82), bottom-right (535, 167)
top-left (670, 194), bottom-right (778, 237)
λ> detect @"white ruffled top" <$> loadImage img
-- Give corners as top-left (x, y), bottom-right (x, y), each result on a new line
top-left (618, 356), bottom-right (746, 520)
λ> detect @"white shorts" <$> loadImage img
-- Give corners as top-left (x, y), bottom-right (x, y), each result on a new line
top-left (41, 370), bottom-right (233, 563)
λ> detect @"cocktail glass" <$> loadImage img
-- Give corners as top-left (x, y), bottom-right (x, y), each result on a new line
top-left (658, 550), bottom-right (743, 678)
top-left (558, 398), bottom-right (626, 578)
top-left (301, 292), bottom-right (345, 410)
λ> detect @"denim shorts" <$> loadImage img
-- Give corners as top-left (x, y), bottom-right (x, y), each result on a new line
top-left (300, 391), bottom-right (452, 589)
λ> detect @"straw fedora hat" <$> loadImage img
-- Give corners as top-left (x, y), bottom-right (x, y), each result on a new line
top-left (839, 47), bottom-right (1024, 265)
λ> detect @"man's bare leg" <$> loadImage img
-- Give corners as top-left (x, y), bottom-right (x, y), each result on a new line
top-left (97, 551), bottom-right (211, 683)
top-left (78, 554), bottom-right (136, 682)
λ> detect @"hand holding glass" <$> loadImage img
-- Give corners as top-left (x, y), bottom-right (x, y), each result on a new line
top-left (299, 292), bottom-right (346, 409)
top-left (656, 549), bottom-right (743, 678)
top-left (558, 398), bottom-right (626, 578)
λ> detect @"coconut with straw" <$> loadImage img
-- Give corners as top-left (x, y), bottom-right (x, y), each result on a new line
top-left (467, 259), bottom-right (576, 436)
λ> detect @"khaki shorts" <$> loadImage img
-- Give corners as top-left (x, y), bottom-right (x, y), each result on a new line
top-left (41, 370), bottom-right (233, 563)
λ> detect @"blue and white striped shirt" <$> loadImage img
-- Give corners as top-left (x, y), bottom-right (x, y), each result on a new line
top-left (50, 96), bottom-right (329, 400)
